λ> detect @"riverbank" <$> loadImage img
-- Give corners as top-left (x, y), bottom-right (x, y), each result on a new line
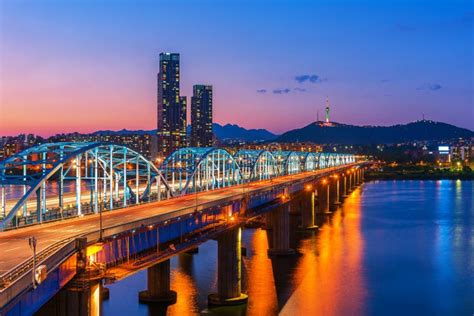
top-left (365, 167), bottom-right (474, 180)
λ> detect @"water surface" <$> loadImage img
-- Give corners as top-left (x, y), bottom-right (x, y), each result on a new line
top-left (102, 180), bottom-right (474, 315)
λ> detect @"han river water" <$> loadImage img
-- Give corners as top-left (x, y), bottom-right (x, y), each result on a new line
top-left (99, 180), bottom-right (473, 315)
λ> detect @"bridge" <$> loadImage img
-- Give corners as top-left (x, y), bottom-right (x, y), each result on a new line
top-left (0, 142), bottom-right (368, 315)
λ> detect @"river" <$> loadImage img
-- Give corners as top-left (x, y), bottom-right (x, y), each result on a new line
top-left (97, 180), bottom-right (474, 315)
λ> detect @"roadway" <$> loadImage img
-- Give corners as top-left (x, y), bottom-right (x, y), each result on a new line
top-left (0, 165), bottom-right (355, 278)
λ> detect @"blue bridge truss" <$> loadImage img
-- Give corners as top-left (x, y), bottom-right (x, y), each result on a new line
top-left (0, 142), bottom-right (356, 230)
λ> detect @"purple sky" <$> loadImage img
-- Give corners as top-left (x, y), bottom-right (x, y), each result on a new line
top-left (1, 0), bottom-right (473, 137)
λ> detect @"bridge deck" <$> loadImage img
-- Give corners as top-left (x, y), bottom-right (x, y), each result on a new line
top-left (0, 165), bottom-right (356, 278)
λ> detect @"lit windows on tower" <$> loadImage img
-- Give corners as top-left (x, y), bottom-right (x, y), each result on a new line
top-left (191, 85), bottom-right (213, 147)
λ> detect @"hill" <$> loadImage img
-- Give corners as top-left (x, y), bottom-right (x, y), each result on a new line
top-left (276, 120), bottom-right (473, 144)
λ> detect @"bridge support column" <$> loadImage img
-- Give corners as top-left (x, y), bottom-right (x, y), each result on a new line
top-left (264, 212), bottom-right (273, 230)
top-left (348, 172), bottom-right (354, 192)
top-left (139, 259), bottom-right (177, 304)
top-left (268, 203), bottom-right (295, 256)
top-left (208, 227), bottom-right (248, 306)
top-left (300, 190), bottom-right (317, 230)
top-left (317, 180), bottom-right (330, 214)
top-left (36, 188), bottom-right (42, 223)
top-left (339, 175), bottom-right (347, 199)
top-left (357, 169), bottom-right (363, 184)
top-left (329, 176), bottom-right (341, 211)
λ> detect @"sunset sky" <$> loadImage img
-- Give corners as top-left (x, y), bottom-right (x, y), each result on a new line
top-left (1, 0), bottom-right (473, 137)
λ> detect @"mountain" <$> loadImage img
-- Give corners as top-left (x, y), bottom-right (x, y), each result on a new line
top-left (92, 123), bottom-right (277, 142)
top-left (276, 120), bottom-right (474, 144)
top-left (213, 123), bottom-right (277, 142)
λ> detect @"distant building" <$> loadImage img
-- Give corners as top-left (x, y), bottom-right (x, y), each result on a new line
top-left (157, 53), bottom-right (187, 157)
top-left (191, 85), bottom-right (213, 147)
top-left (317, 97), bottom-right (334, 127)
top-left (325, 96), bottom-right (330, 124)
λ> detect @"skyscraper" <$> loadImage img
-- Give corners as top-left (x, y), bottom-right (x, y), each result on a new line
top-left (191, 85), bottom-right (213, 147)
top-left (157, 53), bottom-right (187, 157)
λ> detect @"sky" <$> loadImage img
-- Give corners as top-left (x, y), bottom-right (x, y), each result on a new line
top-left (0, 0), bottom-right (473, 137)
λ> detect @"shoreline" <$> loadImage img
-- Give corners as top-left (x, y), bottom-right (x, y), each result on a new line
top-left (365, 172), bottom-right (474, 181)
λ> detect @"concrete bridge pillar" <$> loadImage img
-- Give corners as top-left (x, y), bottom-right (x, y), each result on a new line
top-left (208, 227), bottom-right (248, 306)
top-left (329, 176), bottom-right (340, 211)
top-left (300, 189), bottom-right (317, 230)
top-left (264, 212), bottom-right (273, 230)
top-left (139, 259), bottom-right (177, 304)
top-left (339, 174), bottom-right (347, 199)
top-left (317, 180), bottom-right (330, 214)
top-left (36, 280), bottom-right (105, 316)
top-left (268, 203), bottom-right (295, 255)
top-left (348, 171), bottom-right (354, 192)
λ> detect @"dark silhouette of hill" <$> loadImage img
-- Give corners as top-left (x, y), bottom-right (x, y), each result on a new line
top-left (92, 123), bottom-right (277, 142)
top-left (276, 120), bottom-right (473, 144)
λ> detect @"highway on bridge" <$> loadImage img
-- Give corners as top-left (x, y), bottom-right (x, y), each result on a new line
top-left (0, 166), bottom-right (352, 278)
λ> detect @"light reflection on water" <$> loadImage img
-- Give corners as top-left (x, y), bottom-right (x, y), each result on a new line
top-left (99, 180), bottom-right (473, 315)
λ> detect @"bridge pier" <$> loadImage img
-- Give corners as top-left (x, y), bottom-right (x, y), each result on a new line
top-left (357, 169), bottom-right (363, 185)
top-left (329, 176), bottom-right (341, 211)
top-left (339, 174), bottom-right (347, 199)
top-left (208, 227), bottom-right (248, 306)
top-left (139, 259), bottom-right (177, 304)
top-left (300, 190), bottom-right (317, 230)
top-left (36, 280), bottom-right (104, 316)
top-left (267, 203), bottom-right (295, 255)
top-left (348, 171), bottom-right (354, 192)
top-left (317, 180), bottom-right (330, 214)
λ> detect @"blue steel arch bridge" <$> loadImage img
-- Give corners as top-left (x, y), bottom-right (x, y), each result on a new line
top-left (0, 142), bottom-right (355, 230)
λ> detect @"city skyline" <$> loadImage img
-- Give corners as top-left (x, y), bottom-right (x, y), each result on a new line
top-left (1, 0), bottom-right (473, 137)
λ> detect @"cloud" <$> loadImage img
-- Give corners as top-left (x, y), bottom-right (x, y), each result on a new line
top-left (273, 88), bottom-right (291, 94)
top-left (417, 83), bottom-right (442, 91)
top-left (294, 87), bottom-right (306, 92)
top-left (295, 74), bottom-right (325, 84)
top-left (380, 79), bottom-right (390, 83)
top-left (256, 89), bottom-right (267, 94)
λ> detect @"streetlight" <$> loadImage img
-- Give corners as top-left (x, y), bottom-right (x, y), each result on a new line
top-left (28, 236), bottom-right (37, 289)
top-left (98, 179), bottom-right (104, 241)
top-left (194, 157), bottom-right (199, 212)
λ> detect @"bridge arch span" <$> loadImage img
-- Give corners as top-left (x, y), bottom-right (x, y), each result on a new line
top-left (160, 147), bottom-right (243, 195)
top-left (233, 150), bottom-right (279, 181)
top-left (0, 142), bottom-right (171, 230)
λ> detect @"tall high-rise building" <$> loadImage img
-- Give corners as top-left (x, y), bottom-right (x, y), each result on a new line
top-left (157, 53), bottom-right (187, 157)
top-left (191, 85), bottom-right (213, 147)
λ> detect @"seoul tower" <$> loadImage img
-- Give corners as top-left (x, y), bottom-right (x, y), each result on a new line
top-left (325, 96), bottom-right (330, 124)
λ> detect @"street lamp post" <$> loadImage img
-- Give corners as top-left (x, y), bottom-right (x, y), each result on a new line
top-left (28, 236), bottom-right (37, 289)
top-left (99, 179), bottom-right (103, 241)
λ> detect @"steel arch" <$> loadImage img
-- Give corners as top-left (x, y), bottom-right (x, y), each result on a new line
top-left (301, 152), bottom-right (319, 171)
top-left (272, 151), bottom-right (301, 175)
top-left (160, 147), bottom-right (242, 195)
top-left (233, 150), bottom-right (279, 181)
top-left (0, 142), bottom-right (171, 230)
